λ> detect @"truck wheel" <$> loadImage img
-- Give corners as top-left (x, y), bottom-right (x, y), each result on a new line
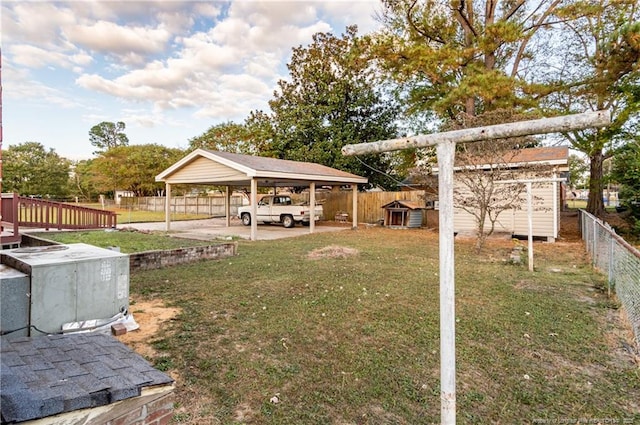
top-left (241, 213), bottom-right (251, 226)
top-left (282, 215), bottom-right (295, 228)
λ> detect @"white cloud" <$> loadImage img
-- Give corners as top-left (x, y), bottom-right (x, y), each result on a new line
top-left (1, 2), bottom-right (76, 46)
top-left (63, 21), bottom-right (171, 56)
top-left (4, 0), bottom-right (383, 159)
top-left (3, 64), bottom-right (82, 109)
top-left (319, 1), bottom-right (382, 34)
top-left (10, 45), bottom-right (71, 69)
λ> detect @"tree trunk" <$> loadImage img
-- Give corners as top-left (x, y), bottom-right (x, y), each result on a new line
top-left (587, 150), bottom-right (605, 217)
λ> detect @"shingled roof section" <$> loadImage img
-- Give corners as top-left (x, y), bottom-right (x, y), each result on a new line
top-left (381, 200), bottom-right (425, 210)
top-left (0, 333), bottom-right (173, 424)
top-left (208, 150), bottom-right (363, 178)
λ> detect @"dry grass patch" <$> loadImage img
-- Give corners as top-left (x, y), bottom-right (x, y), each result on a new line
top-left (117, 299), bottom-right (181, 359)
top-left (307, 245), bottom-right (359, 260)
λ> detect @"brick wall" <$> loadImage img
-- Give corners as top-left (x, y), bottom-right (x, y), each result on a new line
top-left (106, 391), bottom-right (174, 425)
top-left (129, 242), bottom-right (237, 271)
top-left (19, 234), bottom-right (237, 272)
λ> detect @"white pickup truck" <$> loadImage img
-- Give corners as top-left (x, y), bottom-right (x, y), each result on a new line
top-left (238, 195), bottom-right (323, 228)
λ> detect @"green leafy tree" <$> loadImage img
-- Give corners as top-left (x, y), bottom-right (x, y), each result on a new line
top-left (611, 140), bottom-right (640, 233)
top-left (568, 154), bottom-right (589, 189)
top-left (189, 122), bottom-right (252, 153)
top-left (545, 1), bottom-right (640, 217)
top-left (376, 0), bottom-right (568, 121)
top-left (2, 142), bottom-right (71, 198)
top-left (90, 144), bottom-right (184, 196)
top-left (262, 26), bottom-right (402, 189)
top-left (70, 159), bottom-right (99, 202)
top-left (89, 121), bottom-right (130, 154)
top-left (188, 118), bottom-right (273, 155)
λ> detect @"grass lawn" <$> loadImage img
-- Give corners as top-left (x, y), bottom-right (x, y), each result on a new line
top-left (27, 230), bottom-right (212, 253)
top-left (41, 227), bottom-right (640, 423)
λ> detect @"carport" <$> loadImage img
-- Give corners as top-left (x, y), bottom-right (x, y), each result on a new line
top-left (155, 149), bottom-right (368, 241)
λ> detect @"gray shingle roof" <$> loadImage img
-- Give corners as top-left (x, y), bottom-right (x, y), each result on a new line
top-left (156, 148), bottom-right (369, 186)
top-left (1, 333), bottom-right (173, 424)
top-left (208, 150), bottom-right (364, 178)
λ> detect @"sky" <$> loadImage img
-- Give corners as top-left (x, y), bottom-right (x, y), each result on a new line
top-left (2, 0), bottom-right (383, 161)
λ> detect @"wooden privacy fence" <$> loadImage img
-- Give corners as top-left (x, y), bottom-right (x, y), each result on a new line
top-left (313, 190), bottom-right (429, 224)
top-left (120, 195), bottom-right (246, 216)
top-left (122, 191), bottom-right (431, 225)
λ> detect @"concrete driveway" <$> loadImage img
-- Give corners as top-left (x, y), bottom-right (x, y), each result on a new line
top-left (118, 218), bottom-right (352, 241)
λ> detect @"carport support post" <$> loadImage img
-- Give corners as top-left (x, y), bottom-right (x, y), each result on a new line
top-left (250, 178), bottom-right (258, 241)
top-left (352, 184), bottom-right (358, 229)
top-left (225, 186), bottom-right (231, 228)
top-left (310, 182), bottom-right (316, 234)
top-left (165, 183), bottom-right (171, 232)
top-left (341, 110), bottom-right (611, 425)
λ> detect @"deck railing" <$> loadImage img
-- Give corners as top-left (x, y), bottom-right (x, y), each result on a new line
top-left (1, 194), bottom-right (117, 246)
top-left (1, 193), bottom-right (21, 246)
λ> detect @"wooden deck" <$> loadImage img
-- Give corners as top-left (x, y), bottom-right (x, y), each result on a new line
top-left (1, 193), bottom-right (118, 248)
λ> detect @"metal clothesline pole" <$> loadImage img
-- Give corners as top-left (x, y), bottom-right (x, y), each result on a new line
top-left (341, 110), bottom-right (610, 425)
top-left (495, 177), bottom-right (567, 272)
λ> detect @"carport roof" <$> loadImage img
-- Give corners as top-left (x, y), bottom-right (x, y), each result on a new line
top-left (156, 149), bottom-right (368, 187)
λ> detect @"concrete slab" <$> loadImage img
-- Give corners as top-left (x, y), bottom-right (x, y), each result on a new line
top-left (117, 218), bottom-right (352, 241)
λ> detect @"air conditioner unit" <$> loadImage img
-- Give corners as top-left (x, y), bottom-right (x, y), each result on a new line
top-left (1, 243), bottom-right (129, 336)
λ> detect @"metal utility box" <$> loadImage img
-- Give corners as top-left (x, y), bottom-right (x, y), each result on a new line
top-left (1, 243), bottom-right (129, 335)
top-left (0, 264), bottom-right (30, 338)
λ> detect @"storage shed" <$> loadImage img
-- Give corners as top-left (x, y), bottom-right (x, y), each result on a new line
top-left (434, 146), bottom-right (569, 241)
top-left (381, 200), bottom-right (425, 228)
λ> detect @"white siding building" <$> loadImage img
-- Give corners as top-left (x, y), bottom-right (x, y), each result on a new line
top-left (437, 146), bottom-right (569, 242)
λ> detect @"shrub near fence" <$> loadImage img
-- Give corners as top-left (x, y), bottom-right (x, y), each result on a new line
top-left (580, 209), bottom-right (640, 346)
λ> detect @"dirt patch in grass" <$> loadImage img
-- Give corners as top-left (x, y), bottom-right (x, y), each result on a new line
top-left (117, 299), bottom-right (180, 359)
top-left (307, 245), bottom-right (359, 260)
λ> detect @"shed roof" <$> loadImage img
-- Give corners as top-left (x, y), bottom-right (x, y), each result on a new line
top-left (381, 200), bottom-right (424, 210)
top-left (506, 146), bottom-right (568, 165)
top-left (0, 334), bottom-right (173, 423)
top-left (433, 146), bottom-right (569, 173)
top-left (156, 149), bottom-right (368, 187)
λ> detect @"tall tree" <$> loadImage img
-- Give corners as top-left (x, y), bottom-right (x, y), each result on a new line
top-left (89, 121), bottom-right (129, 154)
top-left (70, 159), bottom-right (99, 202)
top-left (263, 26), bottom-right (402, 189)
top-left (545, 1), bottom-right (640, 217)
top-left (2, 142), bottom-right (71, 198)
top-left (610, 139), bottom-right (640, 232)
top-left (376, 0), bottom-right (567, 121)
top-left (89, 144), bottom-right (184, 196)
top-left (567, 153), bottom-right (589, 189)
top-left (189, 122), bottom-right (252, 153)
top-left (188, 116), bottom-right (273, 155)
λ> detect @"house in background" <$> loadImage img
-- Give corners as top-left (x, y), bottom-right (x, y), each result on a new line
top-left (435, 146), bottom-right (569, 242)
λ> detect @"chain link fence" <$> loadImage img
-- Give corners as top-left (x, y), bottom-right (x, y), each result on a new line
top-left (580, 210), bottom-right (640, 346)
